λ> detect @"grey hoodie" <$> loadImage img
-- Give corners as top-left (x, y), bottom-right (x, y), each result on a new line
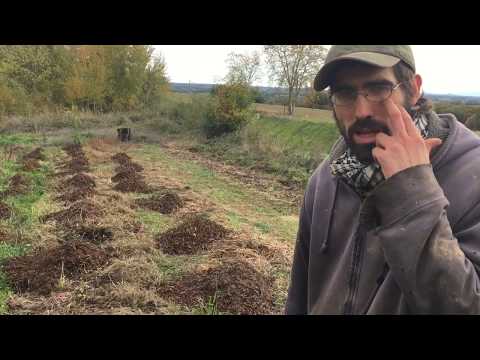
top-left (285, 112), bottom-right (480, 314)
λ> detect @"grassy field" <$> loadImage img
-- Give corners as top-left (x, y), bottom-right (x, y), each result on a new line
top-left (254, 103), bottom-right (334, 123)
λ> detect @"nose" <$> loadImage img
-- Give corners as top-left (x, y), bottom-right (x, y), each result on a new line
top-left (353, 94), bottom-right (374, 119)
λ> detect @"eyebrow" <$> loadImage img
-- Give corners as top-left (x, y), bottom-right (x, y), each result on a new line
top-left (332, 79), bottom-right (396, 91)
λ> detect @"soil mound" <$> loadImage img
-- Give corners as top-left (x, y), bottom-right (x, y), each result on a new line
top-left (135, 192), bottom-right (183, 214)
top-left (2, 241), bottom-right (110, 295)
top-left (40, 200), bottom-right (103, 227)
top-left (60, 173), bottom-right (96, 190)
top-left (156, 215), bottom-right (229, 255)
top-left (22, 147), bottom-right (45, 161)
top-left (0, 202), bottom-right (12, 219)
top-left (158, 258), bottom-right (275, 314)
top-left (112, 153), bottom-right (131, 164)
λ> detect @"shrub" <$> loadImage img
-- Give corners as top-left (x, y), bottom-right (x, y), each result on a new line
top-left (203, 83), bottom-right (254, 138)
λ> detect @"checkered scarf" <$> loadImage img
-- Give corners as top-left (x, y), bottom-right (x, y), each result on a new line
top-left (330, 112), bottom-right (430, 198)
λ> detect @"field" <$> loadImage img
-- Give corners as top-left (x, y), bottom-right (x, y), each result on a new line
top-left (0, 131), bottom-right (299, 314)
top-left (254, 103), bottom-right (334, 123)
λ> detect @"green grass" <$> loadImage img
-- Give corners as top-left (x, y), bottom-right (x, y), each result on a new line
top-left (225, 211), bottom-right (249, 231)
top-left (250, 116), bottom-right (339, 155)
top-left (132, 145), bottom-right (299, 243)
top-left (136, 210), bottom-right (174, 236)
top-left (154, 253), bottom-right (207, 282)
top-left (0, 137), bottom-right (54, 314)
top-left (0, 133), bottom-right (39, 146)
top-left (0, 242), bottom-right (27, 314)
top-left (191, 115), bottom-right (339, 186)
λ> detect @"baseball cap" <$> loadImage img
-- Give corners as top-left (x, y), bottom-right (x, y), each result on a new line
top-left (313, 45), bottom-right (416, 91)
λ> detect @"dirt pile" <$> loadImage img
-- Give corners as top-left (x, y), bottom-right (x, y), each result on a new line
top-left (66, 226), bottom-right (114, 244)
top-left (62, 143), bottom-right (83, 157)
top-left (55, 187), bottom-right (97, 203)
top-left (2, 241), bottom-right (110, 295)
top-left (114, 162), bottom-right (144, 173)
top-left (156, 215), bottom-right (229, 255)
top-left (0, 202), bottom-right (12, 219)
top-left (40, 200), bottom-right (104, 228)
top-left (113, 178), bottom-right (150, 193)
top-left (2, 174), bottom-right (30, 197)
top-left (60, 158), bottom-right (91, 174)
top-left (111, 169), bottom-right (145, 183)
top-left (158, 258), bottom-right (276, 314)
top-left (21, 159), bottom-right (41, 171)
top-left (110, 152), bottom-right (149, 193)
top-left (60, 173), bottom-right (96, 191)
top-left (112, 153), bottom-right (131, 165)
top-left (135, 192), bottom-right (183, 214)
top-left (22, 147), bottom-right (45, 161)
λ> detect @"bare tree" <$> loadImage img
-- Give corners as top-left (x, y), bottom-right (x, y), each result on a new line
top-left (264, 45), bottom-right (327, 115)
top-left (224, 50), bottom-right (262, 86)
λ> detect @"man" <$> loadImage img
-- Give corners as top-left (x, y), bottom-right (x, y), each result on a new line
top-left (285, 45), bottom-right (480, 314)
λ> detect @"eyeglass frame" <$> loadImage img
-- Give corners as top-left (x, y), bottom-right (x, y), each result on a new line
top-left (329, 81), bottom-right (404, 107)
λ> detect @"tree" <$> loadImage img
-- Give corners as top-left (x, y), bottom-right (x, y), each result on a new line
top-left (224, 50), bottom-right (262, 86)
top-left (0, 45), bottom-right (72, 112)
top-left (64, 45), bottom-right (107, 111)
top-left (103, 45), bottom-right (152, 111)
top-left (140, 53), bottom-right (169, 108)
top-left (264, 45), bottom-right (327, 115)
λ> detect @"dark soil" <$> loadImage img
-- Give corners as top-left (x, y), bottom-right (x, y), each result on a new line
top-left (62, 157), bottom-right (89, 168)
top-left (55, 187), bottom-right (97, 203)
top-left (61, 158), bottom-right (90, 173)
top-left (112, 153), bottom-right (131, 165)
top-left (40, 200), bottom-right (103, 227)
top-left (113, 177), bottom-right (151, 193)
top-left (21, 159), bottom-right (41, 171)
top-left (2, 174), bottom-right (30, 197)
top-left (111, 169), bottom-right (145, 183)
top-left (158, 258), bottom-right (276, 314)
top-left (135, 192), bottom-right (183, 214)
top-left (22, 147), bottom-right (45, 161)
top-left (9, 174), bottom-right (29, 187)
top-left (0, 202), bottom-right (12, 219)
top-left (62, 143), bottom-right (83, 157)
top-left (1, 241), bottom-right (110, 296)
top-left (66, 226), bottom-right (114, 244)
top-left (156, 215), bottom-right (229, 255)
top-left (114, 161), bottom-right (144, 173)
top-left (60, 173), bottom-right (96, 190)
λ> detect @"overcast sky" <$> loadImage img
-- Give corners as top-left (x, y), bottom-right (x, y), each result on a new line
top-left (153, 45), bottom-right (480, 96)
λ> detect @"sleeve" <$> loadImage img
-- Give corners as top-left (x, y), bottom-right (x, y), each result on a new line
top-left (373, 164), bottom-right (480, 314)
top-left (285, 196), bottom-right (311, 315)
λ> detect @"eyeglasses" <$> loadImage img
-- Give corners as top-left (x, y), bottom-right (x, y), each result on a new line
top-left (330, 82), bottom-right (404, 106)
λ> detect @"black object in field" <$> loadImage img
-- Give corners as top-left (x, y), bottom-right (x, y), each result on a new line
top-left (117, 128), bottom-right (132, 142)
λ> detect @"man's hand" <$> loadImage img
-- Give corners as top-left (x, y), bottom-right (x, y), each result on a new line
top-left (372, 99), bottom-right (442, 179)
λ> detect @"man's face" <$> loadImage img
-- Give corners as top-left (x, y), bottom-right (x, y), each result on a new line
top-left (331, 62), bottom-right (416, 164)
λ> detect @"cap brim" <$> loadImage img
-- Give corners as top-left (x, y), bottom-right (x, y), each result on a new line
top-left (313, 52), bottom-right (401, 91)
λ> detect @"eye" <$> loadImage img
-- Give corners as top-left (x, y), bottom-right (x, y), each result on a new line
top-left (366, 84), bottom-right (390, 97)
top-left (335, 88), bottom-right (356, 100)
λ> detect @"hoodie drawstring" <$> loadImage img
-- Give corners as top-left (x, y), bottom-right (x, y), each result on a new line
top-left (320, 178), bottom-right (339, 254)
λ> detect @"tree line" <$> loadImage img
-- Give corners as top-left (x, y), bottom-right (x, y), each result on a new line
top-left (0, 45), bottom-right (168, 115)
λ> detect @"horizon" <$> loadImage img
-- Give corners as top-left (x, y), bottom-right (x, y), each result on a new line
top-left (154, 45), bottom-right (480, 97)
top-left (168, 81), bottom-right (480, 98)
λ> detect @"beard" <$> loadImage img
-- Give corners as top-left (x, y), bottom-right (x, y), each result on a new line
top-left (332, 101), bottom-right (415, 165)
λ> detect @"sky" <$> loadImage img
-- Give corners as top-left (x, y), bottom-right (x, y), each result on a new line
top-left (153, 45), bottom-right (480, 96)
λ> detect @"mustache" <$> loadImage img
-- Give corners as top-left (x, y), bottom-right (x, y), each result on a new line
top-left (347, 117), bottom-right (391, 138)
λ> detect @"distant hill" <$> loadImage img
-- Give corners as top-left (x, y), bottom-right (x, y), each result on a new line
top-left (170, 83), bottom-right (306, 96)
top-left (170, 83), bottom-right (480, 105)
